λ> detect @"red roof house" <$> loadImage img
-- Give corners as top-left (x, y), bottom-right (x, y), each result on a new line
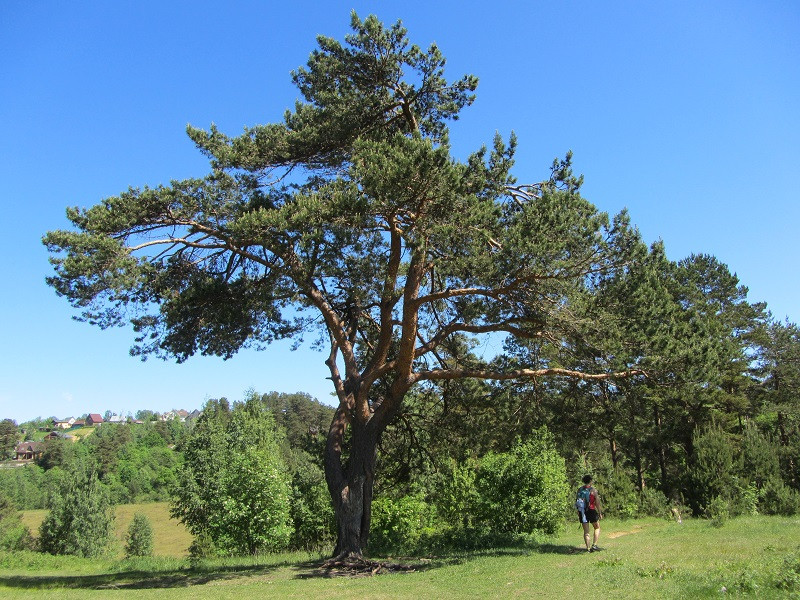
top-left (86, 414), bottom-right (104, 426)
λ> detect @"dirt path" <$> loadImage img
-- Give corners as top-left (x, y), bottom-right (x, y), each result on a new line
top-left (606, 523), bottom-right (651, 538)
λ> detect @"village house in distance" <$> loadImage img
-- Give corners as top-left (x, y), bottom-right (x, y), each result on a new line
top-left (11, 408), bottom-right (200, 461)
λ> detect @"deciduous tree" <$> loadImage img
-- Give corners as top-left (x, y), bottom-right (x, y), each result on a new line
top-left (38, 460), bottom-right (115, 557)
top-left (124, 512), bottom-right (154, 557)
top-left (170, 397), bottom-right (292, 555)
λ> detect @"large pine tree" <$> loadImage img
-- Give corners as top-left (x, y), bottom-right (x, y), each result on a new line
top-left (44, 13), bottom-right (642, 557)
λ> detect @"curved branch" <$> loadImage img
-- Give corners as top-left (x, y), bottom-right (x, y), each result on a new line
top-left (414, 366), bottom-right (647, 385)
top-left (414, 320), bottom-right (547, 359)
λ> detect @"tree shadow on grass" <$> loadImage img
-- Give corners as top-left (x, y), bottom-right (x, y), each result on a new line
top-left (0, 561), bottom-right (290, 590)
top-left (292, 546), bottom-right (584, 579)
top-left (292, 557), bottom-right (447, 579)
top-left (533, 543), bottom-right (588, 555)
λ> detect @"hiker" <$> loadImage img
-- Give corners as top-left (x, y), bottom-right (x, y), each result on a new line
top-left (576, 474), bottom-right (603, 552)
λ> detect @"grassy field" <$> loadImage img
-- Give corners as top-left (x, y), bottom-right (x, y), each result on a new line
top-left (4, 513), bottom-right (800, 598)
top-left (19, 502), bottom-right (193, 558)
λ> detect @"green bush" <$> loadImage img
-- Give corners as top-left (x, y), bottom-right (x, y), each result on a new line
top-left (430, 458), bottom-right (479, 529)
top-left (473, 431), bottom-right (569, 535)
top-left (776, 548), bottom-right (800, 591)
top-left (170, 397), bottom-right (293, 556)
top-left (740, 424), bottom-right (781, 488)
top-left (124, 512), bottom-right (154, 558)
top-left (38, 461), bottom-right (115, 557)
top-left (369, 494), bottom-right (438, 555)
top-left (188, 532), bottom-right (218, 560)
top-left (759, 477), bottom-right (800, 516)
top-left (0, 492), bottom-right (34, 551)
top-left (738, 482), bottom-right (759, 516)
top-left (637, 487), bottom-right (670, 518)
top-left (603, 466), bottom-right (639, 519)
top-left (706, 495), bottom-right (730, 528)
top-left (688, 423), bottom-right (738, 516)
top-left (288, 453), bottom-right (335, 550)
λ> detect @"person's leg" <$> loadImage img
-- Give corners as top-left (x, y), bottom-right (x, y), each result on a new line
top-left (582, 522), bottom-right (591, 549)
top-left (592, 521), bottom-right (600, 547)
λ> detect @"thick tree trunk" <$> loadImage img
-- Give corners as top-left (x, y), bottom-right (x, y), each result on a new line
top-left (324, 407), bottom-right (380, 558)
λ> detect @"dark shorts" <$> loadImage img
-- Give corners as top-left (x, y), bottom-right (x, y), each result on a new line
top-left (578, 509), bottom-right (600, 524)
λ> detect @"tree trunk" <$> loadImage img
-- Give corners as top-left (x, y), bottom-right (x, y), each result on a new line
top-left (324, 407), bottom-right (380, 558)
top-left (609, 436), bottom-right (618, 469)
top-left (777, 411), bottom-right (797, 487)
top-left (655, 405), bottom-right (670, 496)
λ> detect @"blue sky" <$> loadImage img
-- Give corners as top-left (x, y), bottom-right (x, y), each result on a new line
top-left (1, 1), bottom-right (798, 423)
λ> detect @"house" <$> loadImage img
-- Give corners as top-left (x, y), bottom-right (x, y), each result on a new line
top-left (14, 441), bottom-right (44, 461)
top-left (53, 417), bottom-right (75, 429)
top-left (86, 414), bottom-right (104, 426)
top-left (161, 409), bottom-right (189, 422)
top-left (43, 431), bottom-right (77, 442)
top-left (107, 415), bottom-right (126, 424)
top-left (72, 419), bottom-right (86, 427)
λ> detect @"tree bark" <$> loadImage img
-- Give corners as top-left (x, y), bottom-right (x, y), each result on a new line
top-left (777, 411), bottom-right (797, 487)
top-left (324, 406), bottom-right (380, 558)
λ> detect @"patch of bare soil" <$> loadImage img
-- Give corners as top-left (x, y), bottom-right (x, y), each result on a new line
top-left (607, 525), bottom-right (645, 539)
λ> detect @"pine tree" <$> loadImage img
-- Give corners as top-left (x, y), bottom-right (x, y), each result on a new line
top-left (45, 12), bottom-right (643, 557)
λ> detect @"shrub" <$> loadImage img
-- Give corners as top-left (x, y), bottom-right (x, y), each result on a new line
top-left (430, 458), bottom-right (479, 529)
top-left (687, 423), bottom-right (738, 516)
top-left (124, 512), bottom-right (154, 558)
top-left (776, 548), bottom-right (800, 591)
top-left (738, 482), bottom-right (759, 516)
top-left (637, 487), bottom-right (671, 518)
top-left (188, 532), bottom-right (218, 560)
top-left (0, 491), bottom-right (34, 551)
top-left (288, 453), bottom-right (335, 551)
top-left (740, 424), bottom-right (781, 488)
top-left (706, 495), bottom-right (729, 528)
top-left (473, 431), bottom-right (569, 535)
top-left (759, 477), bottom-right (800, 516)
top-left (170, 397), bottom-right (293, 556)
top-left (38, 461), bottom-right (115, 557)
top-left (603, 466), bottom-right (639, 519)
top-left (369, 494), bottom-right (438, 555)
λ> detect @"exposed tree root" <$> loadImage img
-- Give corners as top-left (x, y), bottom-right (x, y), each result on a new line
top-left (319, 552), bottom-right (419, 577)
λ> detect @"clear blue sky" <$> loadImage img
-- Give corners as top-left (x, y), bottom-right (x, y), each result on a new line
top-left (1, 1), bottom-right (798, 423)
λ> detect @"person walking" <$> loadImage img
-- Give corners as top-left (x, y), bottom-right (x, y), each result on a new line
top-left (576, 474), bottom-right (603, 552)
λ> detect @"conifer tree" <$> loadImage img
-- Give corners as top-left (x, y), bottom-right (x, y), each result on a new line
top-left (45, 13), bottom-right (643, 557)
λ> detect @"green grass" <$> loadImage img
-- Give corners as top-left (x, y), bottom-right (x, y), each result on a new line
top-left (66, 426), bottom-right (96, 441)
top-left (2, 515), bottom-right (799, 598)
top-left (20, 501), bottom-right (193, 559)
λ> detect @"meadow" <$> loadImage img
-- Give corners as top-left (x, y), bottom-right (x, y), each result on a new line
top-left (4, 508), bottom-right (800, 599)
